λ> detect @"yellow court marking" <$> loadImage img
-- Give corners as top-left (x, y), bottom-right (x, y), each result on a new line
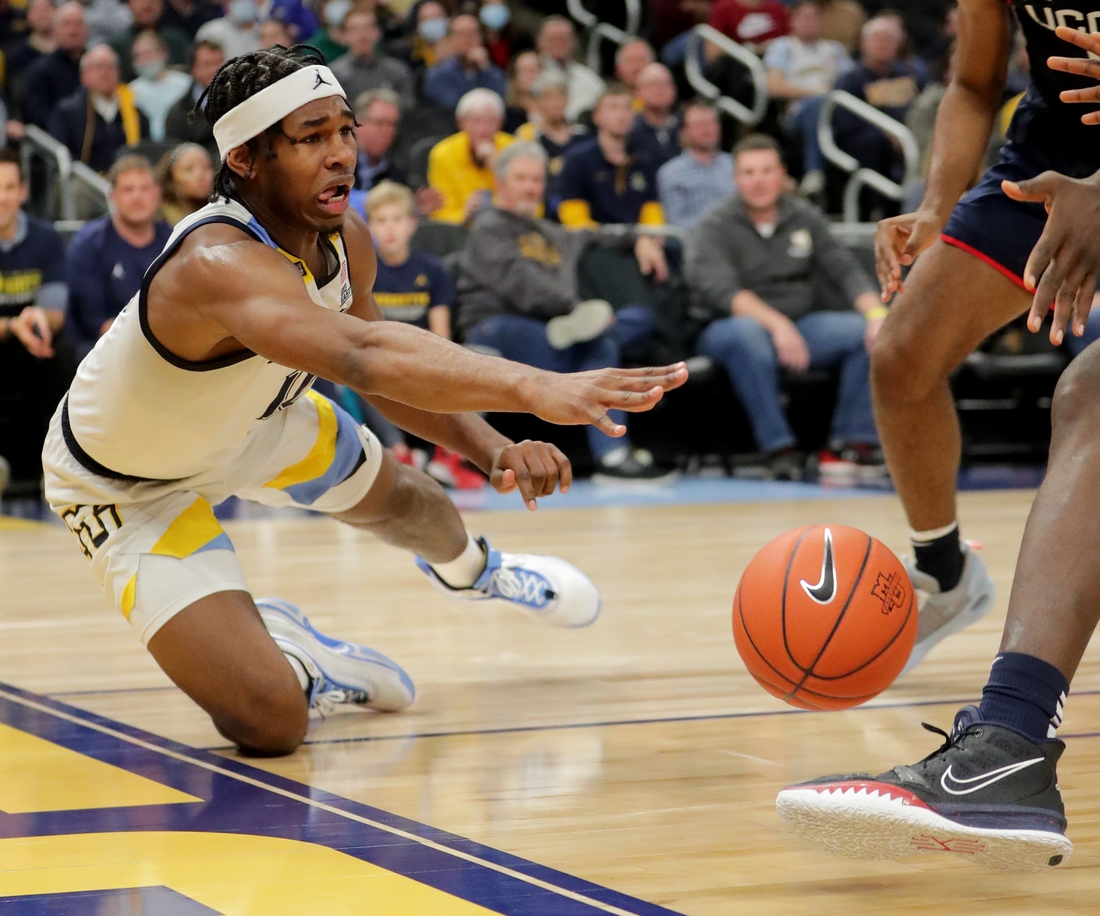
top-left (0, 724), bottom-right (200, 813)
top-left (0, 832), bottom-right (501, 916)
top-left (0, 518), bottom-right (45, 531)
top-left (150, 498), bottom-right (225, 559)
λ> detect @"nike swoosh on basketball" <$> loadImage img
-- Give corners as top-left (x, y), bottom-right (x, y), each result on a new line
top-left (940, 758), bottom-right (1045, 796)
top-left (800, 528), bottom-right (836, 604)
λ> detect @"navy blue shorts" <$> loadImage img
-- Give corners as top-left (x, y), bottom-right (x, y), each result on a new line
top-left (941, 143), bottom-right (1059, 290)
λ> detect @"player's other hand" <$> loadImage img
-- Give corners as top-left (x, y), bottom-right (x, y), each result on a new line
top-left (1051, 26), bottom-right (1100, 122)
top-left (1003, 171), bottom-right (1100, 344)
top-left (524, 363), bottom-right (689, 438)
top-left (491, 440), bottom-right (572, 511)
top-left (873, 207), bottom-right (944, 302)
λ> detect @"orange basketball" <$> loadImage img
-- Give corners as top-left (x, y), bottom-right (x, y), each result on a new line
top-left (732, 524), bottom-right (916, 710)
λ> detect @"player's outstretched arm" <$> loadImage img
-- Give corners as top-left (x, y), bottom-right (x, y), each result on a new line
top-left (173, 235), bottom-right (687, 434)
top-left (874, 0), bottom-right (1009, 302)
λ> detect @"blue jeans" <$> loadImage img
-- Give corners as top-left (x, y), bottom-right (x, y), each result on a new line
top-left (696, 311), bottom-right (878, 453)
top-left (785, 95), bottom-right (826, 174)
top-left (467, 308), bottom-right (649, 460)
top-left (1065, 307), bottom-right (1100, 358)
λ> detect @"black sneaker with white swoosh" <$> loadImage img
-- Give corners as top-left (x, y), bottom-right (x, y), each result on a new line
top-left (776, 706), bottom-right (1072, 872)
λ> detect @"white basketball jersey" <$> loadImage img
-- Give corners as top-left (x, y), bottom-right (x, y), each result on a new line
top-left (64, 197), bottom-right (354, 481)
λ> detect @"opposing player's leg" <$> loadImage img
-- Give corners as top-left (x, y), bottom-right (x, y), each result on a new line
top-left (872, 241), bottom-right (1027, 667)
top-left (775, 343), bottom-right (1100, 872)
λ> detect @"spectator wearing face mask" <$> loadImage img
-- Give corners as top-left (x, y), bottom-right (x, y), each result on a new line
top-left (423, 14), bottom-right (506, 113)
top-left (194, 0), bottom-right (261, 60)
top-left (479, 0), bottom-right (517, 70)
top-left (128, 28), bottom-right (190, 140)
top-left (330, 9), bottom-right (413, 109)
top-left (401, 0), bottom-right (448, 73)
top-left (306, 0), bottom-right (351, 63)
top-left (107, 0), bottom-right (190, 80)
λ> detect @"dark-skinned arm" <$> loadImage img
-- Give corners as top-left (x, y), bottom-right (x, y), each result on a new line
top-left (873, 0), bottom-right (1010, 300)
top-left (1000, 26), bottom-right (1100, 344)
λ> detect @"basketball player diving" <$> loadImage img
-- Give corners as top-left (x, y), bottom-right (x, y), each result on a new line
top-left (42, 45), bottom-right (687, 756)
top-left (777, 25), bottom-right (1100, 871)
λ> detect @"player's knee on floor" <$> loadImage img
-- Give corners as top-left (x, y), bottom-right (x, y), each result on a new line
top-left (216, 677), bottom-right (309, 757)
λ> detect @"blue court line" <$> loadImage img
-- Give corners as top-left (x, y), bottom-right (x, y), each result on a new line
top-left (0, 680), bottom-right (685, 916)
top-left (193, 689), bottom-right (1100, 751)
top-left (49, 685), bottom-right (180, 698)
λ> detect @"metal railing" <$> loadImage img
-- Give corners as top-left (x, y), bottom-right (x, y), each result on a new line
top-left (817, 90), bottom-right (920, 222)
top-left (566, 0), bottom-right (641, 73)
top-left (21, 125), bottom-right (111, 219)
top-left (684, 25), bottom-right (768, 126)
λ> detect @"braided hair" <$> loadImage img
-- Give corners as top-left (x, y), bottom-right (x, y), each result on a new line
top-left (193, 44), bottom-right (328, 199)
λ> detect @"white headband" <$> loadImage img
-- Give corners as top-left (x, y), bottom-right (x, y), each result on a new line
top-left (212, 65), bottom-right (346, 160)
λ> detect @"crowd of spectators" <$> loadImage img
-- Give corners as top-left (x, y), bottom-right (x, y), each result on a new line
top-left (0, 0), bottom-right (1053, 496)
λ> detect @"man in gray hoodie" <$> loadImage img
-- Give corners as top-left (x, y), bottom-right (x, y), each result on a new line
top-left (689, 134), bottom-right (884, 479)
top-left (458, 141), bottom-right (670, 482)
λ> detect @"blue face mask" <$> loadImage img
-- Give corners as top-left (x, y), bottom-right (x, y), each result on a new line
top-left (479, 4), bottom-right (509, 31)
top-left (228, 0), bottom-right (256, 23)
top-left (417, 17), bottom-right (447, 43)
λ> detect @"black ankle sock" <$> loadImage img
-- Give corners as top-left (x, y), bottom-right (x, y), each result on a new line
top-left (979, 652), bottom-right (1069, 743)
top-left (911, 525), bottom-right (964, 592)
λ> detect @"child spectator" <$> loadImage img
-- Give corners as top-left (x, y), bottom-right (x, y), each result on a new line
top-left (363, 181), bottom-right (483, 488)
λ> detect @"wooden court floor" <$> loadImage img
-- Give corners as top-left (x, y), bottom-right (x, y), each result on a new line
top-left (3, 489), bottom-right (1100, 914)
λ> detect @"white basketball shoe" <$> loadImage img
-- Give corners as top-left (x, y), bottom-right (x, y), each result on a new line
top-left (901, 543), bottom-right (996, 674)
top-left (256, 598), bottom-right (415, 715)
top-left (416, 537), bottom-right (601, 628)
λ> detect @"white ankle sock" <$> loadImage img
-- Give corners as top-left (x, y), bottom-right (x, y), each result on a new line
top-left (430, 533), bottom-right (487, 589)
top-left (285, 654), bottom-right (312, 695)
top-left (909, 521), bottom-right (959, 545)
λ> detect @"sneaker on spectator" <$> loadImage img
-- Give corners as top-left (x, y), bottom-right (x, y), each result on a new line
top-left (766, 447), bottom-right (806, 482)
top-left (818, 443), bottom-right (887, 480)
top-left (392, 443), bottom-right (428, 471)
top-left (426, 446), bottom-right (486, 490)
top-left (546, 300), bottom-right (615, 349)
top-left (0, 455), bottom-right (8, 495)
top-left (592, 447), bottom-right (673, 484)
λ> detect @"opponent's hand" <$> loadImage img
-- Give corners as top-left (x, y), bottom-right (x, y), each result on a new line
top-left (873, 208), bottom-right (945, 302)
top-left (524, 363), bottom-right (689, 437)
top-left (1050, 25), bottom-right (1100, 122)
top-left (490, 439), bottom-right (573, 511)
top-left (9, 305), bottom-right (53, 358)
top-left (1003, 171), bottom-right (1100, 344)
top-left (770, 319), bottom-right (810, 372)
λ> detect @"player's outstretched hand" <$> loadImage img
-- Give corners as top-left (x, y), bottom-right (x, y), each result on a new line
top-left (1003, 171), bottom-right (1100, 344)
top-left (1050, 26), bottom-right (1100, 122)
top-left (873, 208), bottom-right (944, 302)
top-left (525, 363), bottom-right (689, 438)
top-left (491, 440), bottom-right (573, 511)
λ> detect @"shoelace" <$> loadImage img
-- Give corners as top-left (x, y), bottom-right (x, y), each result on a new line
top-left (488, 566), bottom-right (554, 608)
top-left (312, 686), bottom-right (370, 718)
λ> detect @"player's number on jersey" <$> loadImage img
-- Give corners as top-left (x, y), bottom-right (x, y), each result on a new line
top-left (60, 504), bottom-right (122, 559)
top-left (259, 370), bottom-right (317, 420)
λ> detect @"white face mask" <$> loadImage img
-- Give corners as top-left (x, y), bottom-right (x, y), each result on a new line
top-left (324, 0), bottom-right (351, 28)
top-left (134, 60), bottom-right (165, 80)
